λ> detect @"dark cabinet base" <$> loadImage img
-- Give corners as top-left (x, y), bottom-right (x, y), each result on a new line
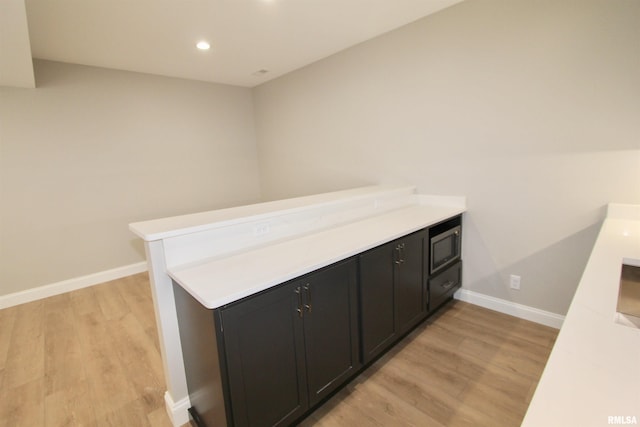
top-left (359, 230), bottom-right (427, 365)
top-left (173, 283), bottom-right (230, 427)
top-left (222, 280), bottom-right (309, 427)
top-left (188, 407), bottom-right (206, 427)
top-left (174, 259), bottom-right (361, 427)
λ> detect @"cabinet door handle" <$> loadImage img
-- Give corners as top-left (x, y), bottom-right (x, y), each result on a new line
top-left (441, 280), bottom-right (455, 290)
top-left (303, 284), bottom-right (312, 313)
top-left (295, 286), bottom-right (303, 318)
top-left (394, 244), bottom-right (405, 265)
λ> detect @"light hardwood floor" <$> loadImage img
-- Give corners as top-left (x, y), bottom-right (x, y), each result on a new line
top-left (0, 273), bottom-right (175, 427)
top-left (301, 300), bottom-right (557, 427)
top-left (0, 273), bottom-right (557, 427)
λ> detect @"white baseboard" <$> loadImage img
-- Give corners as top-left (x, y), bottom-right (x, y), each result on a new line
top-left (454, 289), bottom-right (565, 329)
top-left (164, 391), bottom-right (191, 427)
top-left (0, 261), bottom-right (148, 310)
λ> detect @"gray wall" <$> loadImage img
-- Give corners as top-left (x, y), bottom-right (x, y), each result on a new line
top-left (253, 0), bottom-right (640, 314)
top-left (0, 60), bottom-right (262, 295)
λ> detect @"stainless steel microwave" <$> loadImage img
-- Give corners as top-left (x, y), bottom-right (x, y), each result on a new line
top-left (430, 225), bottom-right (461, 275)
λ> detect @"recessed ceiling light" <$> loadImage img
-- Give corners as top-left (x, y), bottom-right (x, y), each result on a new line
top-left (196, 41), bottom-right (210, 50)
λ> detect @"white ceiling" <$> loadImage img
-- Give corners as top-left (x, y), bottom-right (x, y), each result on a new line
top-left (2, 0), bottom-right (463, 89)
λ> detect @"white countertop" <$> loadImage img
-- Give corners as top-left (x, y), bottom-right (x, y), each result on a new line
top-left (522, 204), bottom-right (640, 427)
top-left (169, 204), bottom-right (464, 309)
top-left (130, 185), bottom-right (416, 241)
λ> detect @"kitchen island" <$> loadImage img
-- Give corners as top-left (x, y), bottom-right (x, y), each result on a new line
top-left (522, 204), bottom-right (640, 427)
top-left (130, 185), bottom-right (466, 426)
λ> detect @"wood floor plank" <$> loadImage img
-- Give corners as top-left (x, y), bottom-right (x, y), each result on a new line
top-left (146, 406), bottom-right (175, 427)
top-left (93, 280), bottom-right (130, 321)
top-left (94, 398), bottom-right (153, 427)
top-left (0, 306), bottom-right (17, 371)
top-left (398, 330), bottom-right (537, 421)
top-left (468, 305), bottom-right (557, 347)
top-left (457, 380), bottom-right (527, 427)
top-left (417, 325), bottom-right (536, 399)
top-left (43, 322), bottom-right (86, 396)
top-left (74, 311), bottom-right (139, 421)
top-left (115, 274), bottom-right (164, 356)
top-left (3, 300), bottom-right (45, 390)
top-left (43, 294), bottom-right (86, 395)
top-left (106, 312), bottom-right (166, 414)
top-left (434, 313), bottom-right (554, 368)
top-left (419, 324), bottom-right (549, 387)
top-left (299, 386), bottom-right (382, 427)
top-left (115, 275), bottom-right (157, 332)
top-left (362, 359), bottom-right (489, 427)
top-left (44, 379), bottom-right (97, 427)
top-left (355, 379), bottom-right (447, 426)
top-left (69, 285), bottom-right (102, 318)
top-left (0, 378), bottom-right (45, 427)
top-left (383, 348), bottom-right (470, 399)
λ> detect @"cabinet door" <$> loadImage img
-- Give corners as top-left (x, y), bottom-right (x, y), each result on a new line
top-left (395, 231), bottom-right (425, 334)
top-left (300, 259), bottom-right (360, 407)
top-left (359, 242), bottom-right (396, 364)
top-left (221, 283), bottom-right (308, 427)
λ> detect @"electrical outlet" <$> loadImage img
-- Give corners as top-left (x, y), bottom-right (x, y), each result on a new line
top-left (254, 223), bottom-right (270, 236)
top-left (510, 274), bottom-right (521, 290)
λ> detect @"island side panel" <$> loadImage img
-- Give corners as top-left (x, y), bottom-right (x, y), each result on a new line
top-left (173, 281), bottom-right (228, 427)
top-left (145, 240), bottom-right (191, 426)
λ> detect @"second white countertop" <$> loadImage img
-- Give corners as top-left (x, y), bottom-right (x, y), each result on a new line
top-left (522, 205), bottom-right (640, 427)
top-left (169, 204), bottom-right (464, 309)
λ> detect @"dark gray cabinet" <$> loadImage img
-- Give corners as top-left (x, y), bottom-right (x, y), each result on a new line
top-left (174, 214), bottom-right (462, 427)
top-left (395, 232), bottom-right (426, 333)
top-left (299, 260), bottom-right (360, 406)
top-left (176, 258), bottom-right (360, 427)
top-left (359, 230), bottom-right (425, 364)
top-left (221, 281), bottom-right (308, 427)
